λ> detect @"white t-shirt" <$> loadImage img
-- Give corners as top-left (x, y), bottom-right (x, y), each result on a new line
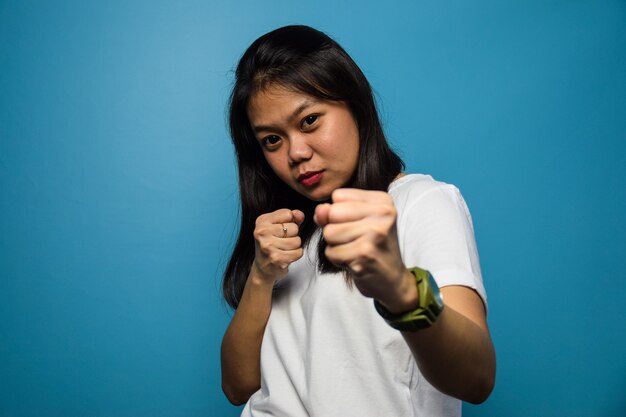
top-left (241, 174), bottom-right (487, 417)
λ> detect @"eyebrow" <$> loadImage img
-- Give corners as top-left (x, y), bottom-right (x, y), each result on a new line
top-left (252, 98), bottom-right (318, 134)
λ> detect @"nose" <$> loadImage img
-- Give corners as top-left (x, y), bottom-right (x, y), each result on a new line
top-left (288, 134), bottom-right (313, 165)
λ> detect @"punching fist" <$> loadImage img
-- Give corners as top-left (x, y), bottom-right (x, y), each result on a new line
top-left (251, 208), bottom-right (305, 284)
top-left (314, 189), bottom-right (417, 313)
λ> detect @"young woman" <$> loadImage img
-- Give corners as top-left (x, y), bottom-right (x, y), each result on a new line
top-left (221, 25), bottom-right (495, 416)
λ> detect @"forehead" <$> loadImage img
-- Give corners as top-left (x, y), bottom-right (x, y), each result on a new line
top-left (247, 85), bottom-right (318, 124)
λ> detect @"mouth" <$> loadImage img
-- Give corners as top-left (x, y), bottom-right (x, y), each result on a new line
top-left (297, 170), bottom-right (324, 187)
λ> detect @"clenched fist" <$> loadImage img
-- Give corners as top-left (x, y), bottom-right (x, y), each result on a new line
top-left (314, 189), bottom-right (418, 313)
top-left (251, 208), bottom-right (305, 284)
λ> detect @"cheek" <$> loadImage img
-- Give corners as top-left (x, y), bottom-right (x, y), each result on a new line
top-left (264, 152), bottom-right (290, 179)
top-left (336, 127), bottom-right (360, 162)
top-left (322, 122), bottom-right (357, 153)
top-left (331, 115), bottom-right (359, 152)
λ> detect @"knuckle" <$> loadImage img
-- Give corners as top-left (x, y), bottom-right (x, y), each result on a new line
top-left (322, 226), bottom-right (332, 241)
top-left (268, 252), bottom-right (281, 264)
top-left (370, 225), bottom-right (387, 241)
top-left (378, 203), bottom-right (396, 218)
top-left (370, 222), bottom-right (393, 239)
top-left (254, 225), bottom-right (269, 240)
top-left (256, 214), bottom-right (268, 226)
top-left (278, 208), bottom-right (292, 220)
top-left (359, 241), bottom-right (376, 259)
top-left (350, 262), bottom-right (364, 275)
top-left (326, 204), bottom-right (337, 221)
top-left (324, 246), bottom-right (334, 260)
top-left (259, 240), bottom-right (272, 253)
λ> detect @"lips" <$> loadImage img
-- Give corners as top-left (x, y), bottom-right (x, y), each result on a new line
top-left (297, 170), bottom-right (324, 187)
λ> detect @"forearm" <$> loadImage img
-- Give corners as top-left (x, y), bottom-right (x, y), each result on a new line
top-left (315, 188), bottom-right (495, 402)
top-left (401, 302), bottom-right (496, 404)
top-left (220, 271), bottom-right (274, 405)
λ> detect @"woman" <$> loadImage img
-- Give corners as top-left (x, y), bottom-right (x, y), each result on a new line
top-left (221, 25), bottom-right (495, 416)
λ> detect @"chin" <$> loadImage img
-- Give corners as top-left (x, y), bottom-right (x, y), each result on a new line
top-left (298, 188), bottom-right (332, 202)
top-left (309, 195), bottom-right (331, 202)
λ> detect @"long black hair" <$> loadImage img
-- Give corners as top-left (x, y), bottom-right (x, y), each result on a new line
top-left (223, 25), bottom-right (404, 309)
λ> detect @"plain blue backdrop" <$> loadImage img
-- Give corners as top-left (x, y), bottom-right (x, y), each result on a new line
top-left (1, 1), bottom-right (625, 416)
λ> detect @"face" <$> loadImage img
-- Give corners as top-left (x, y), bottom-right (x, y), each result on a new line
top-left (247, 85), bottom-right (360, 201)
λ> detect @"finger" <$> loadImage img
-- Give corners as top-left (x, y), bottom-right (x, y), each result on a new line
top-left (291, 209), bottom-right (305, 227)
top-left (258, 208), bottom-right (299, 226)
top-left (271, 236), bottom-right (303, 251)
top-left (322, 219), bottom-right (379, 245)
top-left (331, 188), bottom-right (390, 204)
top-left (271, 223), bottom-right (299, 239)
top-left (324, 201), bottom-right (393, 224)
top-left (324, 237), bottom-right (372, 268)
top-left (314, 203), bottom-right (331, 226)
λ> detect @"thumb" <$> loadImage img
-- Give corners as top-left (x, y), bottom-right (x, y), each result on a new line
top-left (291, 209), bottom-right (305, 227)
top-left (313, 203), bottom-right (331, 227)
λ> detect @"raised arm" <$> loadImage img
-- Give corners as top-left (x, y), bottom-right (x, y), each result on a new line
top-left (220, 209), bottom-right (304, 405)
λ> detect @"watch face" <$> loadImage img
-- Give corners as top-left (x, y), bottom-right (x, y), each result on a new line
top-left (428, 273), bottom-right (444, 306)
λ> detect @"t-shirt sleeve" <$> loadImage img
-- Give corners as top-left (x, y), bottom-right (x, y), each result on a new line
top-left (395, 181), bottom-right (488, 311)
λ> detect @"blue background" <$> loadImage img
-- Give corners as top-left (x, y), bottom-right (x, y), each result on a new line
top-left (1, 1), bottom-right (625, 416)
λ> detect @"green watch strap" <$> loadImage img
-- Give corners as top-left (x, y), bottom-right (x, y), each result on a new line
top-left (374, 267), bottom-right (444, 332)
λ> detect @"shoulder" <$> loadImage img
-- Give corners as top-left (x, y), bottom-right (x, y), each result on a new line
top-left (388, 174), bottom-right (464, 211)
top-left (388, 173), bottom-right (475, 235)
top-left (390, 174), bottom-right (486, 307)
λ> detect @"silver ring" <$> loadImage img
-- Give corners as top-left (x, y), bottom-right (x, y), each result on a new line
top-left (282, 224), bottom-right (288, 238)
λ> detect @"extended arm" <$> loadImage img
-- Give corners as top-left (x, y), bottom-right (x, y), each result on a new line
top-left (315, 189), bottom-right (496, 403)
top-left (385, 272), bottom-right (495, 403)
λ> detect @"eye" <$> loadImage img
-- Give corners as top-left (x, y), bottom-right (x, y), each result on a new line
top-left (262, 135), bottom-right (281, 148)
top-left (301, 115), bottom-right (318, 129)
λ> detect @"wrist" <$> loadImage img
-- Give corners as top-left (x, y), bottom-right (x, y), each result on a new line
top-left (377, 269), bottom-right (419, 314)
top-left (248, 264), bottom-right (278, 288)
top-left (374, 267), bottom-right (444, 332)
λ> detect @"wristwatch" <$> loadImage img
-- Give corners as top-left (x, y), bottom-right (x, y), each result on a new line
top-left (374, 267), bottom-right (444, 332)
